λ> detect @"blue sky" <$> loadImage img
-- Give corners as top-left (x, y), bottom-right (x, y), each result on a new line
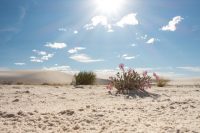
top-left (0, 0), bottom-right (200, 78)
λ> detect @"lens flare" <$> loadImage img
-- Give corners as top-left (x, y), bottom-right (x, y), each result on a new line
top-left (95, 0), bottom-right (124, 14)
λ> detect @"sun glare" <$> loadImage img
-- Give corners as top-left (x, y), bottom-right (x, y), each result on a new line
top-left (95, 0), bottom-right (124, 14)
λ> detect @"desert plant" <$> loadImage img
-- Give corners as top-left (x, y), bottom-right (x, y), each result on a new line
top-left (107, 64), bottom-right (152, 94)
top-left (16, 82), bottom-right (23, 85)
top-left (153, 72), bottom-right (169, 87)
top-left (74, 71), bottom-right (96, 85)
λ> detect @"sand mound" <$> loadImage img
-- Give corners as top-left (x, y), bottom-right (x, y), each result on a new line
top-left (0, 71), bottom-right (73, 85)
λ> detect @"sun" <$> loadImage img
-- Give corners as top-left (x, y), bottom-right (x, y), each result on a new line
top-left (95, 0), bottom-right (124, 14)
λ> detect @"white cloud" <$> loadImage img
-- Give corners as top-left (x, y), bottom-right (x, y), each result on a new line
top-left (161, 16), bottom-right (184, 31)
top-left (30, 50), bottom-right (54, 63)
top-left (73, 30), bottom-right (78, 34)
top-left (32, 49), bottom-right (47, 55)
top-left (91, 16), bottom-right (108, 26)
top-left (45, 42), bottom-right (67, 49)
top-left (58, 28), bottom-right (67, 32)
top-left (41, 54), bottom-right (54, 61)
top-left (146, 38), bottom-right (155, 44)
top-left (68, 47), bottom-right (86, 54)
top-left (116, 13), bottom-right (139, 27)
top-left (107, 24), bottom-right (114, 32)
top-left (177, 67), bottom-right (200, 72)
top-left (43, 65), bottom-right (71, 72)
top-left (141, 34), bottom-right (148, 40)
top-left (122, 54), bottom-right (135, 60)
top-left (119, 54), bottom-right (136, 60)
top-left (30, 56), bottom-right (36, 59)
top-left (84, 15), bottom-right (109, 30)
top-left (30, 58), bottom-right (43, 63)
top-left (69, 54), bottom-right (104, 63)
top-left (14, 63), bottom-right (26, 66)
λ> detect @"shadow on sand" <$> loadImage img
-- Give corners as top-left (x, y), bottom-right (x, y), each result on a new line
top-left (111, 89), bottom-right (160, 99)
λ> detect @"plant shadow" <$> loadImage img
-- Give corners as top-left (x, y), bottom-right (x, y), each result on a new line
top-left (114, 89), bottom-right (160, 99)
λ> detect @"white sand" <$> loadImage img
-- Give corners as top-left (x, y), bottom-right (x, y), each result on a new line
top-left (0, 71), bottom-right (73, 85)
top-left (0, 84), bottom-right (200, 133)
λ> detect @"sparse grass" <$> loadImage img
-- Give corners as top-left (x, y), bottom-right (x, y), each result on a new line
top-left (74, 71), bottom-right (96, 85)
top-left (1, 81), bottom-right (13, 85)
top-left (41, 83), bottom-right (67, 86)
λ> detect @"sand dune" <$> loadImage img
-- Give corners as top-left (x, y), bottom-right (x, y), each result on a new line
top-left (0, 71), bottom-right (73, 85)
top-left (0, 71), bottom-right (109, 85)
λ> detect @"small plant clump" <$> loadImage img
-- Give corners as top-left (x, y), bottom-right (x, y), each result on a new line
top-left (107, 64), bottom-right (152, 94)
top-left (153, 72), bottom-right (169, 87)
top-left (74, 71), bottom-right (96, 85)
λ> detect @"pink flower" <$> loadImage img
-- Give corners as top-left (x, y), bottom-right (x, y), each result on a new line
top-left (119, 63), bottom-right (125, 72)
top-left (143, 71), bottom-right (148, 77)
top-left (128, 68), bottom-right (132, 75)
top-left (106, 83), bottom-right (113, 90)
top-left (153, 72), bottom-right (159, 81)
top-left (153, 72), bottom-right (157, 77)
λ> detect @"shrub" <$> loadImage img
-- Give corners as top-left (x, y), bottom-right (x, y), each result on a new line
top-left (74, 71), bottom-right (96, 85)
top-left (16, 82), bottom-right (23, 85)
top-left (107, 64), bottom-right (152, 94)
top-left (153, 72), bottom-right (169, 87)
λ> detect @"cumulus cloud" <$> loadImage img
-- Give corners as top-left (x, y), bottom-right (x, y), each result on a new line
top-left (68, 47), bottom-right (86, 54)
top-left (107, 24), bottom-right (114, 32)
top-left (30, 57), bottom-right (43, 63)
top-left (30, 50), bottom-right (54, 63)
top-left (84, 13), bottom-right (138, 32)
top-left (146, 38), bottom-right (155, 44)
top-left (14, 63), bottom-right (26, 66)
top-left (84, 15), bottom-right (110, 31)
top-left (32, 49), bottom-right (47, 55)
top-left (122, 54), bottom-right (135, 60)
top-left (41, 54), bottom-right (54, 61)
top-left (177, 67), bottom-right (200, 72)
top-left (69, 54), bottom-right (104, 63)
top-left (45, 42), bottom-right (67, 49)
top-left (118, 54), bottom-right (136, 60)
top-left (161, 16), bottom-right (184, 31)
top-left (116, 13), bottom-right (139, 27)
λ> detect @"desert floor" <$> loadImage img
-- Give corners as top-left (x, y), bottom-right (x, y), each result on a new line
top-left (0, 85), bottom-right (200, 133)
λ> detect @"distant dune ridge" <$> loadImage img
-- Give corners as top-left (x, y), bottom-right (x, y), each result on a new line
top-left (0, 71), bottom-right (73, 85)
top-left (0, 70), bottom-right (110, 85)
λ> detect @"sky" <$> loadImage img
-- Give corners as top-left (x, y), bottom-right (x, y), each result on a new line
top-left (0, 0), bottom-right (200, 78)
